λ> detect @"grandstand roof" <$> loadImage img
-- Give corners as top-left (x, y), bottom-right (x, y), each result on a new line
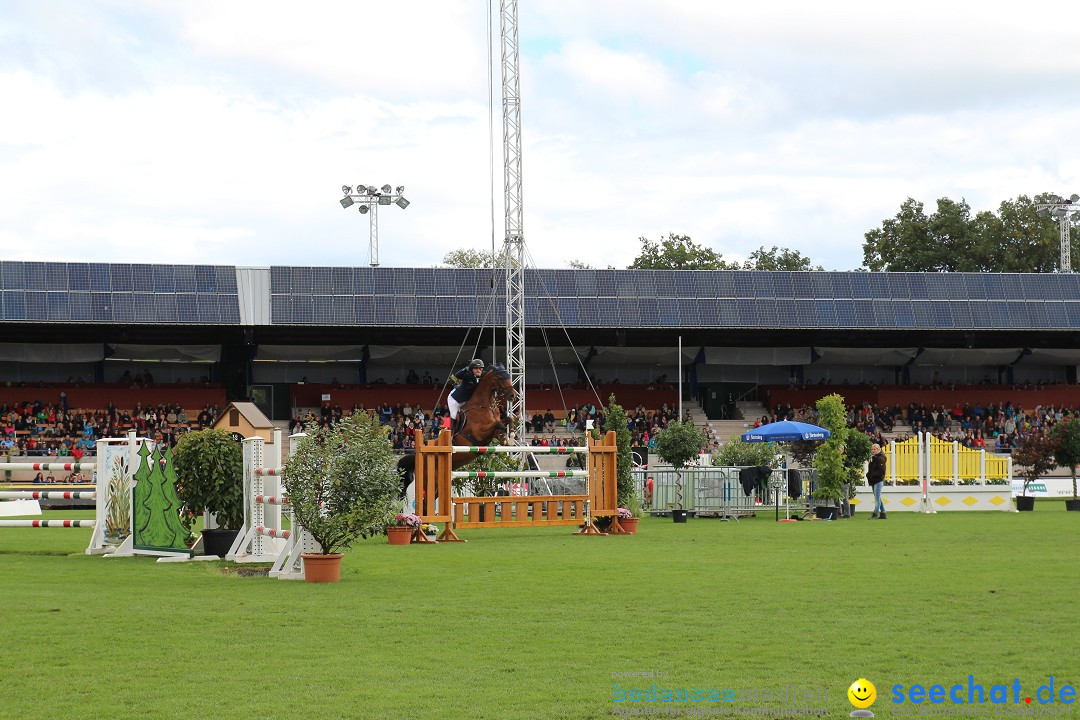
top-left (3, 262), bottom-right (1080, 349)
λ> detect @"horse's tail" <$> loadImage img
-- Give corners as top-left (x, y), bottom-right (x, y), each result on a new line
top-left (397, 453), bottom-right (416, 499)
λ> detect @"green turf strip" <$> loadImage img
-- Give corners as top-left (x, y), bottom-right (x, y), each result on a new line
top-left (0, 507), bottom-right (1076, 720)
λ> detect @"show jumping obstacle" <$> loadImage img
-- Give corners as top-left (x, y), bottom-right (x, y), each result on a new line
top-left (0, 489), bottom-right (97, 529)
top-left (228, 430), bottom-right (320, 580)
top-left (0, 432), bottom-right (192, 558)
top-left (411, 428), bottom-right (622, 542)
top-left (0, 475), bottom-right (99, 534)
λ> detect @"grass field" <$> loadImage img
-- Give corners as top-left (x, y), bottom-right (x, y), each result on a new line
top-left (1, 506), bottom-right (1077, 720)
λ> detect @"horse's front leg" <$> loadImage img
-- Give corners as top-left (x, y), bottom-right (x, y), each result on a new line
top-left (490, 406), bottom-right (509, 441)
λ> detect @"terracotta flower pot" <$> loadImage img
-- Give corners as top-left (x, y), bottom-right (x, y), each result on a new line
top-left (618, 517), bottom-right (639, 534)
top-left (387, 526), bottom-right (412, 545)
top-left (301, 553), bottom-right (343, 583)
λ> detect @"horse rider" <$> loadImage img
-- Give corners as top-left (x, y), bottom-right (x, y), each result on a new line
top-left (448, 358), bottom-right (485, 432)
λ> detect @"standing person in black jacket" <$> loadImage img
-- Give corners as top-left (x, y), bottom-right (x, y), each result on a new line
top-left (867, 443), bottom-right (887, 519)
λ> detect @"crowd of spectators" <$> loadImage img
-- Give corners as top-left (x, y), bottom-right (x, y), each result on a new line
top-left (1, 400), bottom-right (221, 459)
top-left (766, 399), bottom-right (1076, 452)
top-left (290, 403), bottom-right (447, 451)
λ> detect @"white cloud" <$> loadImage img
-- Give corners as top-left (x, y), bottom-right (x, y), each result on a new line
top-left (1, 1), bottom-right (1079, 272)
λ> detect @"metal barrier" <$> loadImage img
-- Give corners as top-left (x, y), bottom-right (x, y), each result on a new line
top-left (634, 467), bottom-right (819, 519)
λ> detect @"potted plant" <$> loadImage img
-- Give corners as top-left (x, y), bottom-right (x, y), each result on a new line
top-left (173, 428), bottom-right (244, 557)
top-left (616, 493), bottom-right (643, 534)
top-left (1051, 419), bottom-right (1080, 511)
top-left (840, 429), bottom-right (872, 517)
top-left (389, 513), bottom-right (420, 545)
top-left (421, 523), bottom-right (440, 541)
top-left (1011, 431), bottom-right (1058, 511)
top-left (602, 395), bottom-right (635, 508)
top-left (284, 412), bottom-right (401, 582)
top-left (810, 394), bottom-right (870, 519)
top-left (653, 420), bottom-right (707, 523)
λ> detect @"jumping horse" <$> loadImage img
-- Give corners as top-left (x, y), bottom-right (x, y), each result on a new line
top-left (398, 365), bottom-right (518, 496)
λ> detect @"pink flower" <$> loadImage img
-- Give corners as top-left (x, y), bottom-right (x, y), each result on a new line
top-left (395, 513), bottom-right (422, 527)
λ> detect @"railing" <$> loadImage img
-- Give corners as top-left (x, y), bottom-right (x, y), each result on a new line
top-left (452, 495), bottom-right (587, 528)
top-left (633, 467), bottom-right (818, 517)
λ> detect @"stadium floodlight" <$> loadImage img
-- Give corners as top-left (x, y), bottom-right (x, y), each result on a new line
top-left (337, 181), bottom-right (412, 267)
top-left (1035, 192), bottom-right (1080, 273)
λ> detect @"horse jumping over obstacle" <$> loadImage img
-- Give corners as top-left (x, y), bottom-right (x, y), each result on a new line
top-left (398, 365), bottom-right (518, 497)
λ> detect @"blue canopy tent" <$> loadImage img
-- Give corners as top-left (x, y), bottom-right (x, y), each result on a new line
top-left (742, 420), bottom-right (830, 443)
top-left (741, 420), bottom-right (831, 520)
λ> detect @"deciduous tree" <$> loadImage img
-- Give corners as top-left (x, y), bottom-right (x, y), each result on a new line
top-left (628, 233), bottom-right (736, 270)
top-left (743, 245), bottom-right (823, 271)
top-left (863, 194), bottom-right (1072, 272)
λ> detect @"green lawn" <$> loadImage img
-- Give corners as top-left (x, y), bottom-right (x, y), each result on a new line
top-left (0, 507), bottom-right (1077, 720)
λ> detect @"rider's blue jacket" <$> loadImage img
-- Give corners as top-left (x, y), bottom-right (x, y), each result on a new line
top-left (450, 366), bottom-right (481, 403)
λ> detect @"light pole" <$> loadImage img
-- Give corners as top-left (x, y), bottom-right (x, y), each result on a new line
top-left (340, 184), bottom-right (410, 267)
top-left (1036, 193), bottom-right (1080, 273)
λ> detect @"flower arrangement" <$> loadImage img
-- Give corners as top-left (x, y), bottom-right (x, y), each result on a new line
top-left (395, 513), bottom-right (422, 528)
top-left (421, 523), bottom-right (439, 536)
top-left (617, 507), bottom-right (634, 520)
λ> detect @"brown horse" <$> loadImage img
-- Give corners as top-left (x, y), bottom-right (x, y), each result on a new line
top-left (398, 365), bottom-right (518, 496)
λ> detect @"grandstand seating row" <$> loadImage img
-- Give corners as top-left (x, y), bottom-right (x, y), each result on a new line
top-left (762, 383), bottom-right (1080, 413)
top-left (288, 383), bottom-right (678, 414)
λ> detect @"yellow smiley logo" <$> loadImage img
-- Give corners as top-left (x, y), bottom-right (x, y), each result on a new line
top-left (848, 678), bottom-right (877, 709)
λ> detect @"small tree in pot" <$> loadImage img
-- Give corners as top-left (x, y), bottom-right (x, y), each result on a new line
top-left (1051, 419), bottom-right (1080, 511)
top-left (1012, 431), bottom-right (1058, 511)
top-left (811, 394), bottom-right (868, 518)
top-left (285, 412), bottom-right (401, 581)
top-left (173, 428), bottom-right (244, 556)
top-left (602, 394), bottom-right (634, 507)
top-left (653, 420), bottom-right (707, 523)
top-left (841, 428), bottom-right (872, 517)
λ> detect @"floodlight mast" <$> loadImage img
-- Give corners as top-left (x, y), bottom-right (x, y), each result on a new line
top-left (501, 0), bottom-right (526, 443)
top-left (339, 184), bottom-right (410, 267)
top-left (1035, 193), bottom-right (1080, 273)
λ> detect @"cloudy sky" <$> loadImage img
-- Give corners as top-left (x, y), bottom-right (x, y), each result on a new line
top-left (2, 1), bottom-right (1079, 271)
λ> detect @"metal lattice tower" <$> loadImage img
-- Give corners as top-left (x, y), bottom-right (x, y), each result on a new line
top-left (1036, 193), bottom-right (1080, 273)
top-left (500, 0), bottom-right (526, 441)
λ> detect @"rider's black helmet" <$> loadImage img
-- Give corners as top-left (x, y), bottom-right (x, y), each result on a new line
top-left (469, 359), bottom-right (485, 369)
